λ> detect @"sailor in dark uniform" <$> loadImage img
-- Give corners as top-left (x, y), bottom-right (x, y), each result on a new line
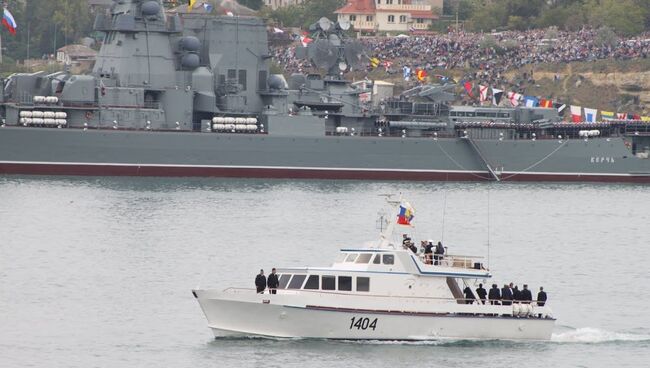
top-left (512, 285), bottom-right (521, 303)
top-left (267, 268), bottom-right (279, 294)
top-left (476, 283), bottom-right (487, 304)
top-left (424, 240), bottom-right (434, 264)
top-left (255, 269), bottom-right (266, 294)
top-left (402, 234), bottom-right (412, 250)
top-left (463, 286), bottom-right (475, 304)
top-left (488, 284), bottom-right (501, 305)
top-left (501, 284), bottom-right (513, 306)
top-left (537, 287), bottom-right (547, 306)
top-left (434, 241), bottom-right (445, 265)
top-left (521, 284), bottom-right (533, 304)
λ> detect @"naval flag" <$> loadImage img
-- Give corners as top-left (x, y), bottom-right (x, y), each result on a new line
top-left (584, 108), bottom-right (598, 123)
top-left (2, 8), bottom-right (17, 35)
top-left (397, 203), bottom-right (415, 226)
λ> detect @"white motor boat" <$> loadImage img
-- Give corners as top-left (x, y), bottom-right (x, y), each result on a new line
top-left (193, 199), bottom-right (555, 341)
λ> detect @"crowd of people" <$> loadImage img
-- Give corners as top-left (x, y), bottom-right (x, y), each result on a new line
top-left (468, 283), bottom-right (547, 307)
top-left (271, 28), bottom-right (650, 89)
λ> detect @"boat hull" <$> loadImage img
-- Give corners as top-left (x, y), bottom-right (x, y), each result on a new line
top-left (195, 295), bottom-right (555, 341)
top-left (2, 126), bottom-right (649, 183)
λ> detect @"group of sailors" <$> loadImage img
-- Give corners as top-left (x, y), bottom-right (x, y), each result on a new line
top-left (402, 234), bottom-right (445, 265)
top-left (254, 268), bottom-right (279, 294)
top-left (464, 283), bottom-right (548, 306)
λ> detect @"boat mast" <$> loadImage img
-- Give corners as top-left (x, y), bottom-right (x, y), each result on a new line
top-left (378, 195), bottom-right (402, 249)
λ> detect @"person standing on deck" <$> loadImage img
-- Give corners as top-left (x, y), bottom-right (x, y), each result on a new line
top-left (521, 284), bottom-right (532, 304)
top-left (255, 269), bottom-right (266, 294)
top-left (537, 287), bottom-right (547, 306)
top-left (463, 286), bottom-right (475, 304)
top-left (488, 284), bottom-right (501, 305)
top-left (434, 241), bottom-right (445, 265)
top-left (476, 283), bottom-right (487, 304)
top-left (267, 268), bottom-right (279, 294)
top-left (501, 284), bottom-right (513, 306)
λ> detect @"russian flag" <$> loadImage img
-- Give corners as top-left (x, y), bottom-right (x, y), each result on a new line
top-left (3, 8), bottom-right (17, 35)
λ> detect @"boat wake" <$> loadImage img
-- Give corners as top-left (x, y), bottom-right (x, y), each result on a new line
top-left (551, 327), bottom-right (650, 344)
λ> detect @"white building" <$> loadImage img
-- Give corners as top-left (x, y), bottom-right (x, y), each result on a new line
top-left (335, 0), bottom-right (441, 33)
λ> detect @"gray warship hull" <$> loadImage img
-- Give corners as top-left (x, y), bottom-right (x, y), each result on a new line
top-left (2, 1), bottom-right (649, 183)
top-left (1, 126), bottom-right (649, 183)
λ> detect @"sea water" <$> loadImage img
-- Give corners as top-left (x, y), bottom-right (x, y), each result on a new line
top-left (1, 177), bottom-right (648, 368)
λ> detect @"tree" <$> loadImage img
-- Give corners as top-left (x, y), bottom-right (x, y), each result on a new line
top-left (587, 0), bottom-right (647, 36)
top-left (262, 0), bottom-right (344, 29)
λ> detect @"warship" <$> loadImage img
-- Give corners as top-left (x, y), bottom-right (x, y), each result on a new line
top-left (1, 0), bottom-right (650, 183)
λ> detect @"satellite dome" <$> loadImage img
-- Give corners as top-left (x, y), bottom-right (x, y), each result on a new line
top-left (180, 36), bottom-right (201, 52)
top-left (181, 53), bottom-right (200, 70)
top-left (141, 1), bottom-right (161, 17)
top-left (267, 75), bottom-right (286, 90)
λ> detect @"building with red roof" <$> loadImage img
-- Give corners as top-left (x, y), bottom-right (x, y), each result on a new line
top-left (335, 0), bottom-right (441, 33)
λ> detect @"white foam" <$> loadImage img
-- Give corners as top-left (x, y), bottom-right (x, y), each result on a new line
top-left (551, 327), bottom-right (650, 343)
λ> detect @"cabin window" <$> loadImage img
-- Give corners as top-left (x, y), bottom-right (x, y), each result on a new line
top-left (498, 113), bottom-right (509, 118)
top-left (322, 275), bottom-right (336, 290)
top-left (355, 253), bottom-right (372, 263)
top-left (372, 254), bottom-right (381, 264)
top-left (304, 275), bottom-right (319, 290)
top-left (278, 274), bottom-right (292, 289)
top-left (287, 274), bottom-right (306, 289)
top-left (338, 276), bottom-right (352, 291)
top-left (357, 277), bottom-right (370, 292)
top-left (345, 253), bottom-right (359, 262)
top-left (336, 253), bottom-right (348, 262)
top-left (227, 69), bottom-right (237, 80)
top-left (382, 254), bottom-right (394, 265)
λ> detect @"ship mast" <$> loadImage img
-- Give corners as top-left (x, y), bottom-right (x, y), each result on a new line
top-left (378, 194), bottom-right (402, 249)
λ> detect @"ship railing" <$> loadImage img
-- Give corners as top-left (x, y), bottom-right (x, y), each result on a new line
top-left (326, 131), bottom-right (456, 139)
top-left (221, 287), bottom-right (551, 313)
top-left (418, 253), bottom-right (486, 270)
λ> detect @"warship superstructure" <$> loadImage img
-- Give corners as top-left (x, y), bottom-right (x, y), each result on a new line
top-left (1, 0), bottom-right (650, 183)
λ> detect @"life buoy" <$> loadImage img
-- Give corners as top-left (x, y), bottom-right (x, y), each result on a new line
top-left (624, 141), bottom-right (632, 149)
top-left (85, 111), bottom-right (94, 120)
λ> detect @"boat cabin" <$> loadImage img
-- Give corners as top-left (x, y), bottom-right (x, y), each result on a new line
top-left (272, 248), bottom-right (490, 301)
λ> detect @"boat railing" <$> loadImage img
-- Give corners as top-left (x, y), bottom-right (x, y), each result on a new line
top-left (418, 253), bottom-right (486, 270)
top-left (220, 287), bottom-right (551, 316)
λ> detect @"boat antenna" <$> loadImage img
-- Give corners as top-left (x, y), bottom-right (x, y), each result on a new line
top-left (378, 193), bottom-right (401, 248)
top-left (487, 187), bottom-right (491, 269)
top-left (440, 174), bottom-right (448, 242)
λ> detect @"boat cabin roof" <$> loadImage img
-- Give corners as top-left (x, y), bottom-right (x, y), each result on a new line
top-left (279, 248), bottom-right (490, 279)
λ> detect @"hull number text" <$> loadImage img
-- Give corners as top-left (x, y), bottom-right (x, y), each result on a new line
top-left (591, 156), bottom-right (615, 163)
top-left (349, 317), bottom-right (378, 330)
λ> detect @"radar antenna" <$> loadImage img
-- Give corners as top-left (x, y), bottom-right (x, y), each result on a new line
top-left (300, 17), bottom-right (369, 77)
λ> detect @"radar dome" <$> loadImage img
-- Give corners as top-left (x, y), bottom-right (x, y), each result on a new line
top-left (181, 53), bottom-right (200, 70)
top-left (267, 74), bottom-right (286, 90)
top-left (180, 36), bottom-right (201, 52)
top-left (141, 1), bottom-right (161, 16)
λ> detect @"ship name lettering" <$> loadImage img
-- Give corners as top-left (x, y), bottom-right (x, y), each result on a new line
top-left (349, 317), bottom-right (378, 331)
top-left (590, 157), bottom-right (615, 163)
